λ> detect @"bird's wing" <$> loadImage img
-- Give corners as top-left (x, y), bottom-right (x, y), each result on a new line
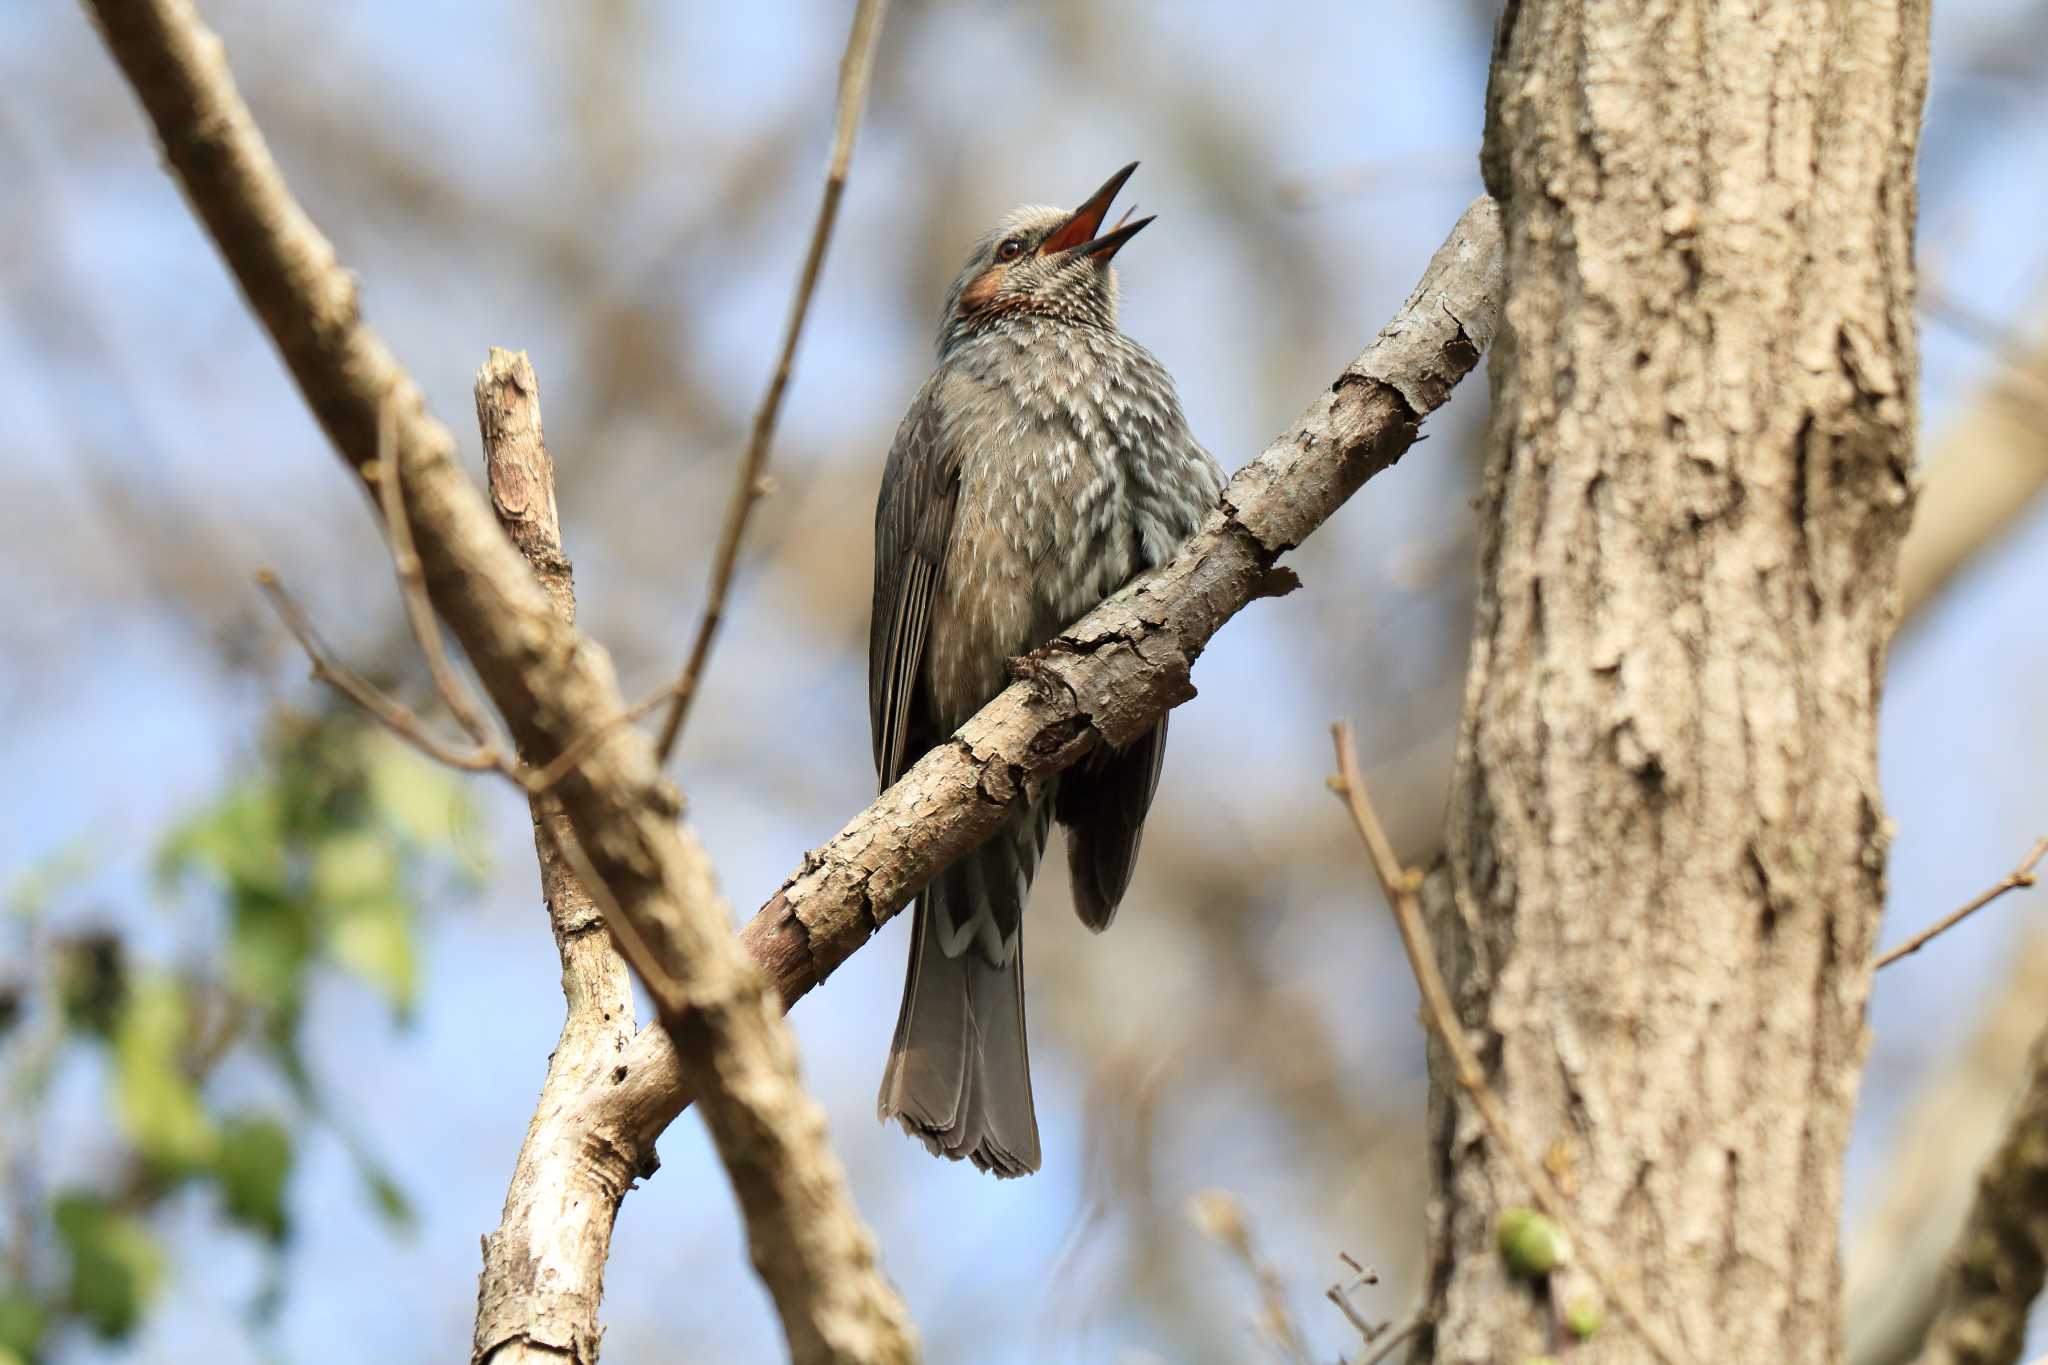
top-left (870, 381), bottom-right (962, 790)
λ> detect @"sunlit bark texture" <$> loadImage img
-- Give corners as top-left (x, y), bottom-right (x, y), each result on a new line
top-left (1426, 3), bottom-right (1929, 1362)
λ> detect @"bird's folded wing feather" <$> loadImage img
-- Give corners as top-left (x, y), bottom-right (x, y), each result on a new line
top-left (870, 381), bottom-right (963, 790)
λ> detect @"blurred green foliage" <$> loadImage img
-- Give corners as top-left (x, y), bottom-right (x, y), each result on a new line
top-left (0, 707), bottom-right (477, 1361)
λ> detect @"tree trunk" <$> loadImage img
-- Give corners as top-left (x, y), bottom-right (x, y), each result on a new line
top-left (1426, 3), bottom-right (1928, 1361)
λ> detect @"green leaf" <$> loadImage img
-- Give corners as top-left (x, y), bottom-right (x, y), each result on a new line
top-left (52, 1193), bottom-right (163, 1340)
top-left (0, 1290), bottom-right (47, 1359)
top-left (224, 890), bottom-right (314, 1014)
top-left (310, 832), bottom-right (398, 905)
top-left (364, 737), bottom-right (469, 848)
top-left (328, 895), bottom-right (417, 1018)
top-left (155, 786), bottom-right (288, 901)
top-left (356, 1156), bottom-right (415, 1231)
top-left (112, 977), bottom-right (217, 1173)
top-left (213, 1114), bottom-right (294, 1242)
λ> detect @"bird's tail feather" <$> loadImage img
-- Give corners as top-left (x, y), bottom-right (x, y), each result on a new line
top-left (878, 807), bottom-right (1048, 1177)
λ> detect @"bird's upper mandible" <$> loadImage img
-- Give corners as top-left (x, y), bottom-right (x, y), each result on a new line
top-left (938, 161), bottom-right (1154, 350)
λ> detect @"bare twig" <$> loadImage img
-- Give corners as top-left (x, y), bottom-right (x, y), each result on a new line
top-left (650, 0), bottom-right (887, 764)
top-left (371, 394), bottom-right (497, 749)
top-left (254, 569), bottom-right (501, 773)
top-left (1327, 721), bottom-right (1688, 1365)
top-left (523, 678), bottom-right (679, 794)
top-left (1325, 1252), bottom-right (1381, 1342)
top-left (84, 2), bottom-right (915, 1359)
top-left (1875, 837), bottom-right (2047, 970)
top-left (1356, 1307), bottom-right (1426, 1365)
top-left (1188, 1189), bottom-right (1314, 1365)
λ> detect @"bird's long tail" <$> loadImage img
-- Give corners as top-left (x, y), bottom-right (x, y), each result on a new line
top-left (878, 800), bottom-right (1051, 1177)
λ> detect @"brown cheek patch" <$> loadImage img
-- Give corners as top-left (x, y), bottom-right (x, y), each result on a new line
top-left (959, 266), bottom-right (1003, 312)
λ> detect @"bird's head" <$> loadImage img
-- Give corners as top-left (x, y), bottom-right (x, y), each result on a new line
top-left (939, 162), bottom-right (1152, 348)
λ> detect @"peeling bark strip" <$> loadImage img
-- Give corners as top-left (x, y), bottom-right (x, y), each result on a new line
top-left (1433, 3), bottom-right (1928, 1363)
top-left (81, 3), bottom-right (916, 1362)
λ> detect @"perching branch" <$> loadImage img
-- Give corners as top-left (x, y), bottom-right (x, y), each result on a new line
top-left (88, 0), bottom-right (1506, 1345)
top-left (1875, 837), bottom-right (2046, 970)
top-left (81, 3), bottom-right (915, 1362)
top-left (469, 350), bottom-right (639, 1365)
top-left (570, 195), bottom-right (1507, 1169)
top-left (1326, 722), bottom-right (1688, 1365)
top-left (449, 197), bottom-right (1506, 1354)
top-left (1909, 1016), bottom-right (2048, 1365)
top-left (651, 0), bottom-right (888, 764)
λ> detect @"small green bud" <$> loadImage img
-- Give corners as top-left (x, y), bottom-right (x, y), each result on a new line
top-left (1564, 1295), bottom-right (1603, 1339)
top-left (1496, 1207), bottom-right (1567, 1278)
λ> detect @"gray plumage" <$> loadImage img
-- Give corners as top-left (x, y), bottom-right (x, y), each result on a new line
top-left (870, 165), bottom-right (1224, 1177)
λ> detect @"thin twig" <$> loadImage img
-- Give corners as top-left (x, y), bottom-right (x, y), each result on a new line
top-left (371, 394), bottom-right (497, 748)
top-left (1325, 1251), bottom-right (1381, 1342)
top-left (1327, 721), bottom-right (1689, 1365)
top-left (1188, 1190), bottom-right (1314, 1365)
top-left (1875, 836), bottom-right (2047, 970)
top-left (255, 569), bottom-right (501, 772)
top-left (523, 677), bottom-right (680, 793)
top-left (651, 0), bottom-right (887, 764)
top-left (1355, 1305), bottom-right (1426, 1365)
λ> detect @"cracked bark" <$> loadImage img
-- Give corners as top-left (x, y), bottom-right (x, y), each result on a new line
top-left (1425, 3), bottom-right (1928, 1362)
top-left (470, 350), bottom-right (638, 1365)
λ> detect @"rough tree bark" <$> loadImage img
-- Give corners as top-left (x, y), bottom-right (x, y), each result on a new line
top-left (1425, 3), bottom-right (1928, 1362)
top-left (470, 350), bottom-right (639, 1365)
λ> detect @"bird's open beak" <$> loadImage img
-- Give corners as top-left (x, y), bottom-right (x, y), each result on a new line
top-left (1040, 161), bottom-right (1154, 261)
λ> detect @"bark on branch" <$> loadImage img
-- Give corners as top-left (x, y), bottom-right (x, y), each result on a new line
top-left (81, 3), bottom-right (915, 1362)
top-left (1908, 1013), bottom-right (2048, 1365)
top-left (582, 194), bottom-right (1507, 1163)
top-left (470, 350), bottom-right (639, 1365)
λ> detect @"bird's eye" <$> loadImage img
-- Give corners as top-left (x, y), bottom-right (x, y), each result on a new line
top-left (996, 237), bottom-right (1025, 262)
